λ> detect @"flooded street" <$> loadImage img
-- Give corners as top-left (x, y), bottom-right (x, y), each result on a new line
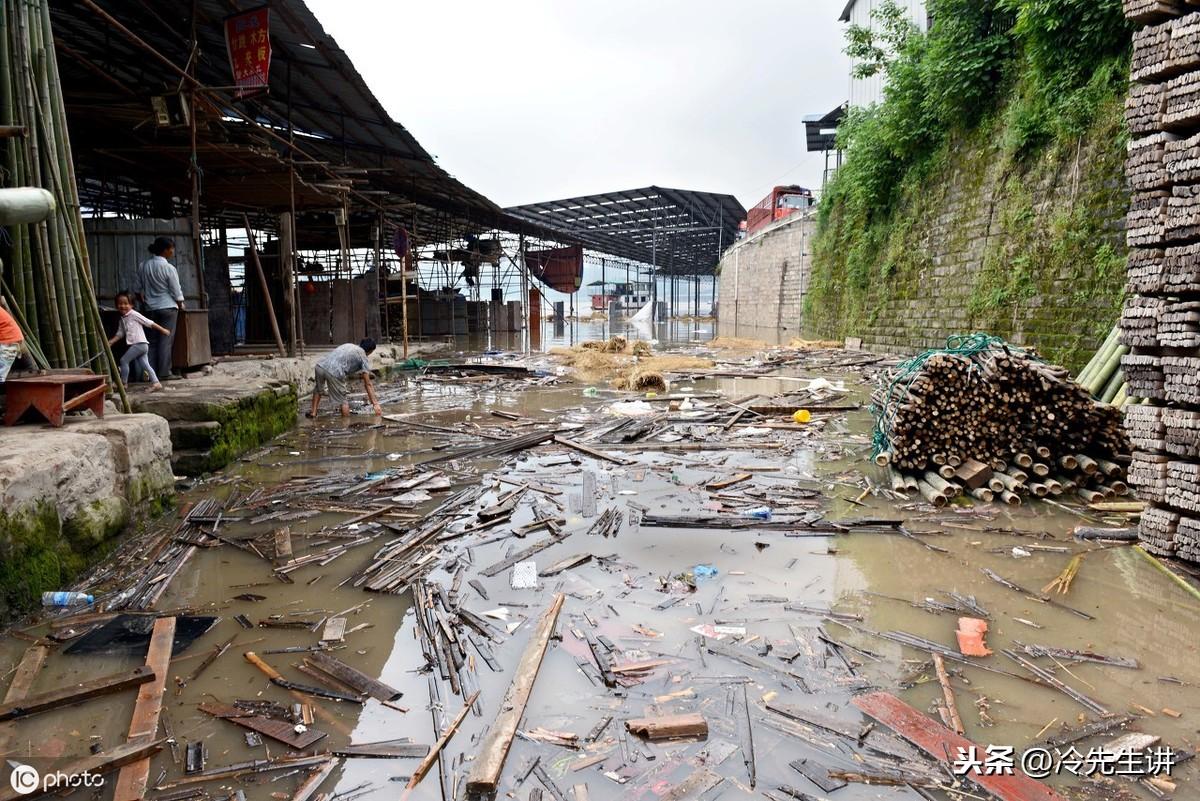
top-left (2, 339), bottom-right (1197, 801)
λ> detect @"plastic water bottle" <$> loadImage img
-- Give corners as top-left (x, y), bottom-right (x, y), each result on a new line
top-left (741, 506), bottom-right (773, 521)
top-left (41, 591), bottom-right (94, 607)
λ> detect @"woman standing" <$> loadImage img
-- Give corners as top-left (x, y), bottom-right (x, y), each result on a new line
top-left (135, 236), bottom-right (184, 379)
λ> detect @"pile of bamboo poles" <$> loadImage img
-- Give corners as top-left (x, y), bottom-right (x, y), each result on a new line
top-left (1081, 324), bottom-right (1132, 405)
top-left (0, 0), bottom-right (125, 406)
top-left (873, 339), bottom-right (1131, 505)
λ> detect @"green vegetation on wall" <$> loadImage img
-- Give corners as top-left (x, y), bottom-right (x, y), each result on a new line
top-left (807, 0), bottom-right (1131, 369)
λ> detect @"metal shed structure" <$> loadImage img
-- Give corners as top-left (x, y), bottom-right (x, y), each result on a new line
top-left (505, 186), bottom-right (745, 277)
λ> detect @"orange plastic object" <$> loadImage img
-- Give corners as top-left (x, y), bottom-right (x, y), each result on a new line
top-left (955, 617), bottom-right (991, 657)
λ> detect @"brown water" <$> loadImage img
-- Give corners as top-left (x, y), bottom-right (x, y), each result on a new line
top-left (2, 352), bottom-right (1199, 801)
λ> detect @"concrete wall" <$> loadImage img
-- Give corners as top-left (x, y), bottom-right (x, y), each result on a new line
top-left (0, 414), bottom-right (174, 617)
top-left (715, 213), bottom-right (815, 344)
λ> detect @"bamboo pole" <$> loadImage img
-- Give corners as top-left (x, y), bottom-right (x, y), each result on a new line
top-left (242, 214), bottom-right (286, 357)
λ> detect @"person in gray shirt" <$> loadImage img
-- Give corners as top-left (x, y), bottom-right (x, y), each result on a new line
top-left (308, 338), bottom-right (382, 418)
top-left (135, 236), bottom-right (185, 379)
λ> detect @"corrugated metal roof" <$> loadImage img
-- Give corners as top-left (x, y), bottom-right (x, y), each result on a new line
top-left (506, 186), bottom-right (746, 276)
top-left (51, 0), bottom-right (541, 246)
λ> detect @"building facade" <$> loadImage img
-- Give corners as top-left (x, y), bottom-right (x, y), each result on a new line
top-left (840, 0), bottom-right (929, 108)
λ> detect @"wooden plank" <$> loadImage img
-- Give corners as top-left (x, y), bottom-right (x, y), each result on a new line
top-left (291, 758), bottom-right (337, 801)
top-left (789, 758), bottom-right (846, 793)
top-left (320, 617), bottom-right (347, 643)
top-left (406, 691), bottom-right (479, 791)
top-left (197, 702), bottom-right (326, 749)
top-left (539, 553), bottom-right (593, 577)
top-left (466, 594), bottom-right (566, 795)
top-left (113, 617), bottom-right (176, 801)
top-left (706, 473), bottom-right (752, 491)
top-left (552, 435), bottom-right (633, 465)
top-left (480, 536), bottom-right (564, 578)
top-left (625, 713), bottom-right (708, 741)
top-left (0, 645), bottom-right (49, 753)
top-left (306, 651), bottom-right (402, 702)
top-left (852, 691), bottom-right (1067, 801)
top-left (3, 646), bottom-right (47, 703)
top-left (658, 768), bottom-right (722, 801)
top-left (0, 665), bottom-right (155, 721)
top-left (332, 741), bottom-right (429, 759)
top-left (0, 738), bottom-right (163, 801)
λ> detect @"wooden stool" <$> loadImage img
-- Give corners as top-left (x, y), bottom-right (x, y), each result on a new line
top-left (3, 374), bottom-right (107, 427)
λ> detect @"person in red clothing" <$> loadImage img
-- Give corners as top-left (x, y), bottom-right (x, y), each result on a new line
top-left (0, 298), bottom-right (24, 382)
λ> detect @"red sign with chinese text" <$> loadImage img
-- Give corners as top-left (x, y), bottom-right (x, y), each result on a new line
top-left (224, 6), bottom-right (271, 98)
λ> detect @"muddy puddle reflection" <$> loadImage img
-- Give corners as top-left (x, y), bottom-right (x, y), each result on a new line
top-left (1, 353), bottom-right (1197, 801)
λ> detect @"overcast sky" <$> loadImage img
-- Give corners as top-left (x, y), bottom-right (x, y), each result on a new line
top-left (306, 0), bottom-right (850, 210)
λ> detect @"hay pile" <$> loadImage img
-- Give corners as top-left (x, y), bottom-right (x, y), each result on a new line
top-left (549, 343), bottom-right (713, 390)
top-left (788, 337), bottom-right (843, 350)
top-left (707, 336), bottom-right (771, 350)
top-left (614, 370), bottom-right (667, 392)
top-left (581, 335), bottom-right (628, 353)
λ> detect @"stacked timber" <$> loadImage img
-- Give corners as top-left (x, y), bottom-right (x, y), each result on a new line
top-left (1132, 19), bottom-right (1175, 82)
top-left (1128, 247), bottom-right (1166, 293)
top-left (1120, 296), bottom-right (1165, 346)
top-left (1122, 353), bottom-right (1165, 396)
top-left (1164, 131), bottom-right (1200, 182)
top-left (1127, 82), bottom-right (1166, 135)
top-left (1163, 355), bottom-right (1200, 403)
top-left (1165, 70), bottom-right (1200, 130)
top-left (1124, 0), bottom-right (1185, 27)
top-left (1125, 404), bottom-right (1166, 452)
top-left (1117, 0), bottom-right (1200, 565)
top-left (873, 341), bottom-right (1131, 506)
top-left (1175, 516), bottom-right (1200, 561)
top-left (1129, 132), bottom-right (1172, 191)
top-left (1127, 190), bottom-right (1169, 246)
top-left (1158, 299), bottom-right (1200, 346)
top-left (1140, 506), bottom-right (1180, 556)
top-left (1163, 243), bottom-right (1200, 291)
top-left (1163, 407), bottom-right (1200, 455)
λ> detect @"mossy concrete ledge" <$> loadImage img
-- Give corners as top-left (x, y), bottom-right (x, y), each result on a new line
top-left (130, 380), bottom-right (299, 476)
top-left (0, 414), bottom-right (174, 618)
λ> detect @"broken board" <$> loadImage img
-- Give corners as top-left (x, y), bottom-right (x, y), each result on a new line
top-left (0, 666), bottom-right (155, 721)
top-left (198, 702), bottom-right (326, 749)
top-left (852, 691), bottom-right (1066, 801)
top-left (625, 713), bottom-right (708, 741)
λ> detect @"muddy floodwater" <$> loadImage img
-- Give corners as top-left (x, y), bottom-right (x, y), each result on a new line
top-left (2, 342), bottom-right (1198, 801)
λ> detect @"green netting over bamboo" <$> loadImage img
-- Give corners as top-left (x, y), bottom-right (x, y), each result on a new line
top-left (0, 0), bottom-right (126, 409)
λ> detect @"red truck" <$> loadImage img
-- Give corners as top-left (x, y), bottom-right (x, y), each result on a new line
top-left (743, 185), bottom-right (815, 237)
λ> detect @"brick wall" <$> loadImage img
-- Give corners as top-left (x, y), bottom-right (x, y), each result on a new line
top-left (726, 104), bottom-right (1128, 370)
top-left (715, 213), bottom-right (815, 343)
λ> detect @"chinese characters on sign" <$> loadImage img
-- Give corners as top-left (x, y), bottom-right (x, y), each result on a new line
top-left (224, 6), bottom-right (271, 98)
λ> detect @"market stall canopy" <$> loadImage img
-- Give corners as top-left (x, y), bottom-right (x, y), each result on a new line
top-left (505, 186), bottom-right (745, 275)
top-left (49, 0), bottom-right (567, 248)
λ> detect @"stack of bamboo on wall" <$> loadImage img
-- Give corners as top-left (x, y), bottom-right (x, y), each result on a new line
top-left (0, 0), bottom-right (125, 406)
top-left (873, 343), bottom-right (1131, 507)
top-left (1123, 1), bottom-right (1200, 565)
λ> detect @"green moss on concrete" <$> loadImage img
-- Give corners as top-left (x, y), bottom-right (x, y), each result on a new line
top-left (0, 502), bottom-right (97, 618)
top-left (182, 384), bottom-right (299, 475)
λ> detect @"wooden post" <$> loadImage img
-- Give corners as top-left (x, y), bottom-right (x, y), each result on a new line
top-left (466, 593), bottom-right (565, 794)
top-left (401, 247), bottom-right (411, 359)
top-left (241, 214), bottom-right (286, 357)
top-left (279, 213), bottom-right (297, 356)
top-left (113, 617), bottom-right (176, 801)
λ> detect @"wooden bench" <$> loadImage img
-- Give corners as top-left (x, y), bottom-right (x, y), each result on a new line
top-left (3, 373), bottom-right (107, 427)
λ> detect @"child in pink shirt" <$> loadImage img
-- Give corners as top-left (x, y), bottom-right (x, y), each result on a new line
top-left (109, 291), bottom-right (171, 390)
